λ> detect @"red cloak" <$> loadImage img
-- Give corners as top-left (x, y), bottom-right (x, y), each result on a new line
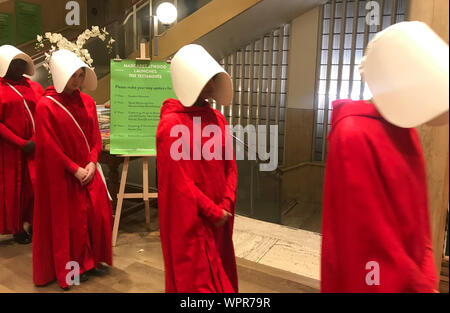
top-left (321, 99), bottom-right (438, 293)
top-left (0, 77), bottom-right (42, 234)
top-left (32, 87), bottom-right (112, 288)
top-left (156, 99), bottom-right (238, 293)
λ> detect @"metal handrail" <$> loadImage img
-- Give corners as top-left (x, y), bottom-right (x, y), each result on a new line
top-left (278, 162), bottom-right (325, 174)
top-left (123, 0), bottom-right (149, 25)
top-left (122, 0), bottom-right (149, 23)
top-left (232, 134), bottom-right (283, 176)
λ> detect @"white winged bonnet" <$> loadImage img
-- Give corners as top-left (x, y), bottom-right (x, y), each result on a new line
top-left (49, 49), bottom-right (97, 93)
top-left (0, 45), bottom-right (34, 78)
top-left (359, 21), bottom-right (449, 128)
top-left (170, 44), bottom-right (233, 107)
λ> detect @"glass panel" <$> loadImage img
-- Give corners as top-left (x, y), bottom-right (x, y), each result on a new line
top-left (321, 50), bottom-right (329, 65)
top-left (344, 33), bottom-right (353, 49)
top-left (333, 34), bottom-right (341, 49)
top-left (280, 94), bottom-right (286, 108)
top-left (346, 1), bottom-right (355, 17)
top-left (322, 34), bottom-right (329, 49)
top-left (356, 33), bottom-right (364, 49)
top-left (340, 80), bottom-right (350, 98)
top-left (320, 65), bottom-right (328, 79)
top-left (343, 49), bottom-right (351, 64)
top-left (334, 18), bottom-right (342, 34)
top-left (330, 65), bottom-right (339, 80)
top-left (332, 49), bottom-right (340, 64)
top-left (335, 2), bottom-right (343, 18)
top-left (342, 64), bottom-right (350, 80)
top-left (323, 19), bottom-right (330, 34)
top-left (318, 95), bottom-right (326, 109)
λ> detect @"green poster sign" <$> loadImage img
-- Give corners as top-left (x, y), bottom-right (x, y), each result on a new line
top-left (110, 60), bottom-right (176, 155)
top-left (0, 13), bottom-right (15, 45)
top-left (15, 0), bottom-right (43, 44)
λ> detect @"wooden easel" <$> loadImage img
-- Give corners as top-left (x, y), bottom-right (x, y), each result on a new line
top-left (112, 42), bottom-right (156, 247)
top-left (112, 155), bottom-right (157, 246)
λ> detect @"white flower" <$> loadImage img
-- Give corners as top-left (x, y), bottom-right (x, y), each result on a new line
top-left (37, 26), bottom-right (115, 72)
top-left (50, 34), bottom-right (59, 43)
top-left (76, 35), bottom-right (85, 45)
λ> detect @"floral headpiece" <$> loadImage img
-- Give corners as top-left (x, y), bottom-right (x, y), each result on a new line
top-left (35, 26), bottom-right (115, 73)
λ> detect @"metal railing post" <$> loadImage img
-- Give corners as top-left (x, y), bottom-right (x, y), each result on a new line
top-left (174, 0), bottom-right (178, 24)
top-left (149, 0), bottom-right (153, 59)
top-left (133, 4), bottom-right (137, 51)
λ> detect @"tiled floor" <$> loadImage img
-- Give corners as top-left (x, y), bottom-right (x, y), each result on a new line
top-left (234, 215), bottom-right (321, 281)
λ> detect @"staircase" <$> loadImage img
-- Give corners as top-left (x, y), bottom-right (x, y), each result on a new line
top-left (82, 0), bottom-right (325, 104)
top-left (152, 0), bottom-right (326, 61)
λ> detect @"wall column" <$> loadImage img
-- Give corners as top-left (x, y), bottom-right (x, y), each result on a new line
top-left (408, 0), bottom-right (450, 279)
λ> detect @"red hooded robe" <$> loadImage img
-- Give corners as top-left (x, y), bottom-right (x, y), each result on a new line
top-left (0, 77), bottom-right (42, 234)
top-left (32, 87), bottom-right (112, 288)
top-left (321, 99), bottom-right (438, 293)
top-left (156, 99), bottom-right (238, 293)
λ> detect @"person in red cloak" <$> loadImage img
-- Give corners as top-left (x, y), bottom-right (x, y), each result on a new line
top-left (157, 44), bottom-right (238, 293)
top-left (32, 49), bottom-right (112, 290)
top-left (321, 99), bottom-right (438, 293)
top-left (0, 45), bottom-right (43, 244)
top-left (321, 22), bottom-right (448, 293)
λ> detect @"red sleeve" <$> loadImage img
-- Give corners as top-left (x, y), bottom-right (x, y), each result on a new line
top-left (86, 96), bottom-right (102, 164)
top-left (35, 101), bottom-right (80, 175)
top-left (64, 156), bottom-right (80, 174)
top-left (0, 122), bottom-right (28, 148)
top-left (157, 118), bottom-right (224, 225)
top-left (321, 122), bottom-right (437, 293)
top-left (221, 120), bottom-right (238, 213)
top-left (0, 87), bottom-right (28, 147)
